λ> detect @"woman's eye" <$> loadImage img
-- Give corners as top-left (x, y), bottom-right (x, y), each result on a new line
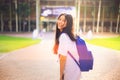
top-left (58, 19), bottom-right (61, 21)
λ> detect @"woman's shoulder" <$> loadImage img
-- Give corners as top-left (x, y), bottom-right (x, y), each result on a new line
top-left (60, 33), bottom-right (69, 39)
top-left (59, 33), bottom-right (70, 41)
top-left (60, 33), bottom-right (68, 36)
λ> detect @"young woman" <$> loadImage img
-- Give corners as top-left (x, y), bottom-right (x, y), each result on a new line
top-left (53, 13), bottom-right (81, 80)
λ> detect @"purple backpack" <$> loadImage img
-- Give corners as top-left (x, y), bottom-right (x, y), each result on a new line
top-left (68, 36), bottom-right (93, 71)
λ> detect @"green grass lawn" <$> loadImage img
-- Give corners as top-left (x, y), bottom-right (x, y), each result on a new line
top-left (86, 36), bottom-right (120, 51)
top-left (0, 35), bottom-right (40, 53)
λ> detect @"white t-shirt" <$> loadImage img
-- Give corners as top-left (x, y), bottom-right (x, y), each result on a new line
top-left (58, 33), bottom-right (81, 80)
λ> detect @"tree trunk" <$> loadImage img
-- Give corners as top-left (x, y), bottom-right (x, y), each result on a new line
top-left (28, 0), bottom-right (31, 32)
top-left (28, 16), bottom-right (31, 32)
top-left (19, 16), bottom-right (21, 32)
top-left (92, 2), bottom-right (95, 33)
top-left (75, 0), bottom-right (81, 33)
top-left (36, 0), bottom-right (40, 31)
top-left (116, 3), bottom-right (120, 33)
top-left (116, 15), bottom-right (119, 33)
top-left (15, 0), bottom-right (18, 32)
top-left (0, 13), bottom-right (3, 32)
top-left (9, 0), bottom-right (12, 32)
top-left (110, 20), bottom-right (113, 33)
top-left (110, 5), bottom-right (114, 33)
top-left (101, 6), bottom-right (104, 33)
top-left (83, 1), bottom-right (86, 33)
top-left (96, 0), bottom-right (101, 33)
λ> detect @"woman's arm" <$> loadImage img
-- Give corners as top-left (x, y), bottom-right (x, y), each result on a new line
top-left (59, 54), bottom-right (66, 80)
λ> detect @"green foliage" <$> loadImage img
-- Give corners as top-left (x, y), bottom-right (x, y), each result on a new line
top-left (0, 35), bottom-right (40, 53)
top-left (0, 3), bottom-right (9, 13)
top-left (86, 36), bottom-right (120, 51)
top-left (17, 2), bottom-right (31, 17)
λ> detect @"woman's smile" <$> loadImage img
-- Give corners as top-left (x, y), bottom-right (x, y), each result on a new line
top-left (57, 15), bottom-right (67, 31)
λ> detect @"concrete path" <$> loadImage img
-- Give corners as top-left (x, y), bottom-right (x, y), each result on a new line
top-left (0, 32), bottom-right (120, 80)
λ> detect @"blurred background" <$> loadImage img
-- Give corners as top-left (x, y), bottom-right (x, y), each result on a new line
top-left (0, 1), bottom-right (120, 80)
top-left (0, 0), bottom-right (119, 34)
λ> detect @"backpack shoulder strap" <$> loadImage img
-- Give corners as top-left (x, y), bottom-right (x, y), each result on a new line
top-left (67, 51), bottom-right (80, 71)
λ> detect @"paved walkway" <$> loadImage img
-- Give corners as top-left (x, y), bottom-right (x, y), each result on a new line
top-left (0, 32), bottom-right (120, 80)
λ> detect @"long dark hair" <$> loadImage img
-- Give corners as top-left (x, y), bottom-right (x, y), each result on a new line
top-left (53, 13), bottom-right (76, 54)
top-left (62, 14), bottom-right (76, 41)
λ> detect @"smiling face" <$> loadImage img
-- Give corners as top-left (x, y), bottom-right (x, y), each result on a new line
top-left (57, 14), bottom-right (67, 32)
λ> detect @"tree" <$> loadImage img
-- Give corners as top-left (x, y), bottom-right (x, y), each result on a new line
top-left (83, 1), bottom-right (87, 33)
top-left (116, 2), bottom-right (120, 33)
top-left (101, 6), bottom-right (104, 33)
top-left (0, 3), bottom-right (4, 32)
top-left (96, 0), bottom-right (102, 33)
top-left (15, 0), bottom-right (18, 32)
top-left (17, 2), bottom-right (31, 32)
top-left (9, 0), bottom-right (12, 32)
top-left (0, 0), bottom-right (9, 32)
top-left (36, 0), bottom-right (40, 32)
top-left (92, 1), bottom-right (96, 33)
top-left (75, 0), bottom-right (81, 33)
top-left (107, 0), bottom-right (117, 33)
top-left (28, 0), bottom-right (31, 32)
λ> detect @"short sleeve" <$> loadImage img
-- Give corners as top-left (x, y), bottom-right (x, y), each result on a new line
top-left (58, 33), bottom-right (70, 56)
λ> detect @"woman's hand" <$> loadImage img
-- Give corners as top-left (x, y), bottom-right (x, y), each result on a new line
top-left (59, 54), bottom-right (66, 80)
